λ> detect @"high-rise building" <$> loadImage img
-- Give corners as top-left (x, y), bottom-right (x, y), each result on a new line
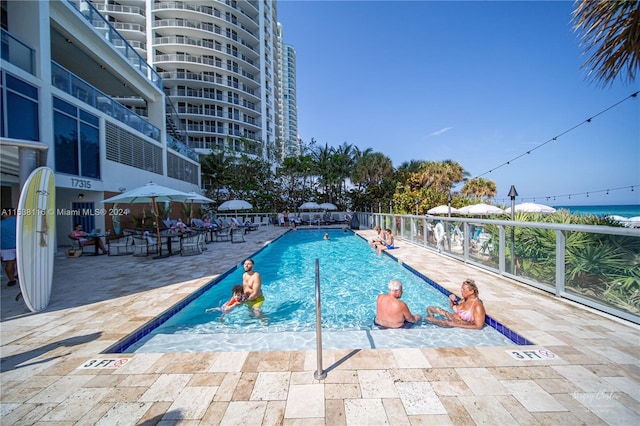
top-left (276, 22), bottom-right (300, 158)
top-left (91, 0), bottom-right (290, 161)
top-left (1, 0), bottom-right (201, 248)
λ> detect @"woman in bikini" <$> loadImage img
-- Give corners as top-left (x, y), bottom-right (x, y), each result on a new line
top-left (425, 279), bottom-right (485, 329)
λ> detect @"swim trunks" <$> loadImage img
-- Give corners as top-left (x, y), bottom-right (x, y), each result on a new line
top-left (373, 318), bottom-right (415, 329)
top-left (245, 295), bottom-right (265, 309)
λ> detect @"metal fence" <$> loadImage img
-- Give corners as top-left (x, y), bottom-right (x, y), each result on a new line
top-left (356, 212), bottom-right (640, 325)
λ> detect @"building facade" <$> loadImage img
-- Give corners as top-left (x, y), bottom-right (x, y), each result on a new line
top-left (1, 0), bottom-right (202, 247)
top-left (276, 22), bottom-right (300, 158)
top-left (90, 0), bottom-right (293, 161)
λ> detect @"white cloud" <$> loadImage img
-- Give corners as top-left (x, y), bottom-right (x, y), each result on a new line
top-left (427, 127), bottom-right (453, 138)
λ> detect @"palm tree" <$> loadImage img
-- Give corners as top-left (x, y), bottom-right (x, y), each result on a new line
top-left (572, 1), bottom-right (640, 85)
top-left (462, 177), bottom-right (497, 199)
top-left (200, 151), bottom-right (231, 205)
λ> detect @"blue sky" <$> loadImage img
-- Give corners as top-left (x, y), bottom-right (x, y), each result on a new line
top-left (277, 1), bottom-right (639, 206)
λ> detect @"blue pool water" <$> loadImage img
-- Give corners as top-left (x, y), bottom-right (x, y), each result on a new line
top-left (119, 229), bottom-right (531, 353)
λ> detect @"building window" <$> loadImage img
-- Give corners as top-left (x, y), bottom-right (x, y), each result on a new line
top-left (53, 96), bottom-right (100, 179)
top-left (1, 72), bottom-right (39, 141)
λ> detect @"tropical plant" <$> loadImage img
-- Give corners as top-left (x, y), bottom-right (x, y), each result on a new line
top-left (572, 0), bottom-right (640, 85)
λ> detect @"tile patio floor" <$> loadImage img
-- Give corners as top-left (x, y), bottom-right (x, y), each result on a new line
top-left (1, 225), bottom-right (638, 425)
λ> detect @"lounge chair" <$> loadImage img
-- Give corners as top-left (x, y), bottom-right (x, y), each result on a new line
top-left (231, 228), bottom-right (245, 243)
top-left (215, 226), bottom-right (232, 242)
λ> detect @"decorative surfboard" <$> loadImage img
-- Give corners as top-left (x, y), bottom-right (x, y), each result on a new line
top-left (16, 167), bottom-right (56, 312)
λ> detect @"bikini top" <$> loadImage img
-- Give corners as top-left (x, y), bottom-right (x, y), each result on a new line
top-left (454, 298), bottom-right (477, 322)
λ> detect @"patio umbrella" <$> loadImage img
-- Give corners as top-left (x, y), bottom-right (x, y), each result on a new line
top-left (628, 216), bottom-right (640, 228)
top-left (218, 199), bottom-right (252, 215)
top-left (504, 202), bottom-right (556, 214)
top-left (103, 182), bottom-right (192, 257)
top-left (427, 205), bottom-right (460, 215)
top-left (299, 202), bottom-right (321, 210)
top-left (319, 202), bottom-right (337, 210)
top-left (184, 192), bottom-right (214, 224)
top-left (458, 203), bottom-right (505, 215)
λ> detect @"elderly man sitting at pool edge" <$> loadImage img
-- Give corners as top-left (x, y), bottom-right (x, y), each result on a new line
top-left (374, 279), bottom-right (421, 329)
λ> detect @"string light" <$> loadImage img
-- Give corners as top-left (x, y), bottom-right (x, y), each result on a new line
top-left (492, 184), bottom-right (638, 204)
top-left (472, 91), bottom-right (638, 179)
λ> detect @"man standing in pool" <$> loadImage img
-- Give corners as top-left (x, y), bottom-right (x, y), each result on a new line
top-left (242, 258), bottom-right (264, 316)
top-left (374, 279), bottom-right (421, 329)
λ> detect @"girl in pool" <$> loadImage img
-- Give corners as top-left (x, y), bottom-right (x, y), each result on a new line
top-left (206, 285), bottom-right (244, 315)
top-left (425, 279), bottom-right (485, 329)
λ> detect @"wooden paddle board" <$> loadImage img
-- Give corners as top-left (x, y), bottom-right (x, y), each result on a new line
top-left (16, 167), bottom-right (56, 312)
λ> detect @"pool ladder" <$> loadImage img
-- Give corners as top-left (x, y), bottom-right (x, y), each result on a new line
top-left (314, 258), bottom-right (327, 380)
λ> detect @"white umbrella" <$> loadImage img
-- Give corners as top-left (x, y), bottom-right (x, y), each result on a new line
top-left (504, 202), bottom-right (556, 214)
top-left (458, 203), bottom-right (505, 215)
top-left (427, 205), bottom-right (460, 215)
top-left (319, 202), bottom-right (337, 210)
top-left (627, 216), bottom-right (640, 228)
top-left (218, 199), bottom-right (252, 214)
top-left (184, 192), bottom-right (214, 223)
top-left (299, 202), bottom-right (321, 210)
top-left (103, 182), bottom-right (192, 256)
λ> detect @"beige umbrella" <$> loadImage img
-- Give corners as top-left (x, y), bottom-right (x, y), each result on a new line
top-left (184, 192), bottom-right (214, 224)
top-left (103, 182), bottom-right (192, 257)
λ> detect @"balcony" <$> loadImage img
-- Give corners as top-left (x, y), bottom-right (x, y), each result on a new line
top-left (52, 61), bottom-right (160, 142)
top-left (66, 0), bottom-right (161, 89)
top-left (1, 28), bottom-right (35, 75)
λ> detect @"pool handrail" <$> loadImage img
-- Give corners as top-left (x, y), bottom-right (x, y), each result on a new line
top-left (314, 258), bottom-right (327, 379)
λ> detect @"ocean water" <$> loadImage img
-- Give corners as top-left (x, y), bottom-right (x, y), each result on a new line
top-left (553, 204), bottom-right (640, 218)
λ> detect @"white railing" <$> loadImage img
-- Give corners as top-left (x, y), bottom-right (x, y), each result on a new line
top-left (356, 212), bottom-right (640, 325)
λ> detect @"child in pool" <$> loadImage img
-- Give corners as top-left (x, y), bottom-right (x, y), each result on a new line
top-left (206, 285), bottom-right (244, 314)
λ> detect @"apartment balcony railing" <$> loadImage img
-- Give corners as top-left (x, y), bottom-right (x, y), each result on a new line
top-left (361, 212), bottom-right (640, 324)
top-left (167, 134), bottom-right (198, 162)
top-left (153, 36), bottom-right (257, 67)
top-left (94, 3), bottom-right (145, 18)
top-left (160, 75), bottom-right (258, 105)
top-left (152, 19), bottom-right (257, 52)
top-left (51, 61), bottom-right (161, 142)
top-left (66, 0), bottom-right (161, 90)
top-left (154, 1), bottom-right (258, 30)
top-left (1, 28), bottom-right (35, 75)
top-left (154, 53), bottom-right (257, 82)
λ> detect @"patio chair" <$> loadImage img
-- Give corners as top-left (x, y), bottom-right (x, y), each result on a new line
top-left (107, 233), bottom-right (134, 256)
top-left (301, 214), bottom-right (311, 225)
top-left (180, 232), bottom-right (204, 256)
top-left (132, 234), bottom-right (159, 256)
top-left (67, 234), bottom-right (88, 256)
top-left (215, 227), bottom-right (232, 242)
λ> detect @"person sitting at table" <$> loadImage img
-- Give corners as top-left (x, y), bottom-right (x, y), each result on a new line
top-left (70, 224), bottom-right (108, 255)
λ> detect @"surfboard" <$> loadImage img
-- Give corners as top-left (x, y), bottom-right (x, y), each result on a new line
top-left (16, 167), bottom-right (56, 312)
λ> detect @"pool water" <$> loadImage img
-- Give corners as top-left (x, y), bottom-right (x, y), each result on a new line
top-left (121, 229), bottom-right (531, 353)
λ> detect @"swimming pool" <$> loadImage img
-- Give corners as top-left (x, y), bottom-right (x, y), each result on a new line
top-left (113, 229), bottom-right (532, 353)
